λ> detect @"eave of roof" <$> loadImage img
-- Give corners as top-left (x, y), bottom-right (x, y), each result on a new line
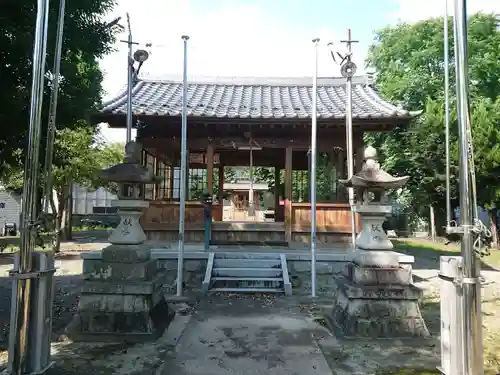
top-left (94, 75), bottom-right (415, 124)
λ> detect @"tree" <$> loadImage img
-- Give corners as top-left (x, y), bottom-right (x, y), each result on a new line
top-left (0, 0), bottom-right (120, 171)
top-left (365, 12), bottom-right (500, 242)
top-left (2, 126), bottom-right (124, 252)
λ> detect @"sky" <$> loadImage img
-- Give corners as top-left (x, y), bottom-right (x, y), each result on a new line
top-left (97, 0), bottom-right (500, 143)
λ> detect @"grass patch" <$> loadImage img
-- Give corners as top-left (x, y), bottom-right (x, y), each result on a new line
top-left (394, 238), bottom-right (500, 269)
top-left (376, 370), bottom-right (440, 375)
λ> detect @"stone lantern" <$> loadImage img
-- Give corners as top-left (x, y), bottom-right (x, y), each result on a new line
top-left (339, 146), bottom-right (409, 251)
top-left (326, 146), bottom-right (429, 339)
top-left (67, 141), bottom-right (173, 341)
top-left (99, 141), bottom-right (160, 246)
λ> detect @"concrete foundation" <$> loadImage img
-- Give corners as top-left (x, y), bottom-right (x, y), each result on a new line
top-left (67, 244), bottom-right (174, 342)
top-left (326, 250), bottom-right (430, 339)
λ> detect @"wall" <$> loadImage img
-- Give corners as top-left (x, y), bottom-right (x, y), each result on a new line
top-left (0, 188), bottom-right (21, 228)
top-left (83, 250), bottom-right (414, 297)
top-left (72, 184), bottom-right (117, 215)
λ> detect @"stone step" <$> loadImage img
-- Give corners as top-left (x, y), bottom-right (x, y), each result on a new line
top-left (212, 267), bottom-right (283, 278)
top-left (210, 287), bottom-right (285, 293)
top-left (213, 258), bottom-right (281, 269)
top-left (212, 252), bottom-right (283, 260)
top-left (212, 277), bottom-right (283, 289)
top-left (210, 240), bottom-right (289, 247)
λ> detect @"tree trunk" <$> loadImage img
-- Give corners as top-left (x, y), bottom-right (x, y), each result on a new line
top-left (62, 184), bottom-right (73, 241)
top-left (489, 210), bottom-right (498, 249)
top-left (53, 187), bottom-right (68, 253)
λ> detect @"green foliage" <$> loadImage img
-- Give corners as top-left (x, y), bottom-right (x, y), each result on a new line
top-left (0, 0), bottom-right (120, 171)
top-left (2, 126), bottom-right (124, 198)
top-left (365, 12), bottom-right (500, 233)
top-left (366, 13), bottom-right (500, 109)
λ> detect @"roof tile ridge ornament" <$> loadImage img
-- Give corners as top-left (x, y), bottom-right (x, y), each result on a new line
top-left (134, 74), bottom-right (372, 86)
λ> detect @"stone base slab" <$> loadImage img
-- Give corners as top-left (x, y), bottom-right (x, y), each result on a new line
top-left (68, 253), bottom-right (174, 342)
top-left (344, 263), bottom-right (412, 286)
top-left (67, 299), bottom-right (174, 342)
top-left (327, 271), bottom-right (430, 339)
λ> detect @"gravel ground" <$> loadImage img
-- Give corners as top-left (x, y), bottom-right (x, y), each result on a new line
top-left (0, 241), bottom-right (499, 374)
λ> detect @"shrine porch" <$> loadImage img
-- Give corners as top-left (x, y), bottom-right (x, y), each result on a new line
top-left (141, 200), bottom-right (360, 245)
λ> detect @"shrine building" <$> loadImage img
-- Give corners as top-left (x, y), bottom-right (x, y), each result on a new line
top-left (92, 74), bottom-right (414, 246)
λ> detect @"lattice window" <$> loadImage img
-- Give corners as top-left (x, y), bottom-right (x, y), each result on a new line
top-left (292, 170), bottom-right (308, 203)
top-left (156, 161), bottom-right (169, 199)
top-left (188, 168), bottom-right (207, 200)
top-left (141, 150), bottom-right (156, 200)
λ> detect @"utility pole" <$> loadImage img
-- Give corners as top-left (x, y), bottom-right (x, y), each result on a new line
top-left (339, 29), bottom-right (359, 248)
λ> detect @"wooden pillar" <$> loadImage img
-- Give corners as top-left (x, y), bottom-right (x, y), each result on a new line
top-left (285, 147), bottom-right (293, 242)
top-left (274, 166), bottom-right (280, 211)
top-left (325, 149), bottom-right (335, 201)
top-left (338, 149), bottom-right (346, 178)
top-left (206, 144), bottom-right (214, 194)
top-left (218, 165), bottom-right (225, 200)
top-left (186, 149), bottom-right (190, 200)
top-left (335, 149), bottom-right (346, 200)
top-left (168, 165), bottom-right (174, 199)
top-left (152, 156), bottom-right (157, 200)
top-left (307, 150), bottom-right (311, 202)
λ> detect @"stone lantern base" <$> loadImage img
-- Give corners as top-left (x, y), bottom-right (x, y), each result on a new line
top-left (108, 199), bottom-right (149, 245)
top-left (326, 250), bottom-right (430, 339)
top-left (66, 200), bottom-right (174, 342)
top-left (354, 204), bottom-right (393, 250)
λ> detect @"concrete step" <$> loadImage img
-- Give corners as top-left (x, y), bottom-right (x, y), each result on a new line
top-left (211, 277), bottom-right (284, 290)
top-left (213, 258), bottom-right (281, 269)
top-left (211, 287), bottom-right (285, 293)
top-left (210, 240), bottom-right (289, 247)
top-left (212, 252), bottom-right (282, 260)
top-left (212, 267), bottom-right (283, 278)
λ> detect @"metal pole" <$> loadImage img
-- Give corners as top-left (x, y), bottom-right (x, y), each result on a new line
top-left (249, 141), bottom-right (254, 217)
top-left (43, 0), bottom-right (66, 213)
top-left (177, 35), bottom-right (189, 297)
top-left (452, 0), bottom-right (484, 374)
top-left (310, 38), bottom-right (320, 298)
top-left (126, 13), bottom-right (133, 143)
top-left (11, 0), bottom-right (50, 372)
top-left (345, 30), bottom-right (357, 248)
top-left (444, 0), bottom-right (452, 228)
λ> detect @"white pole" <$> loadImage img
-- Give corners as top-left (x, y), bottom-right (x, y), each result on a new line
top-left (444, 0), bottom-right (452, 228)
top-left (177, 35), bottom-right (189, 297)
top-left (249, 140), bottom-right (254, 217)
top-left (11, 0), bottom-right (50, 371)
top-left (125, 13), bottom-right (133, 144)
top-left (43, 0), bottom-right (65, 214)
top-left (453, 0), bottom-right (484, 373)
top-left (310, 38), bottom-right (320, 298)
top-left (345, 31), bottom-right (357, 248)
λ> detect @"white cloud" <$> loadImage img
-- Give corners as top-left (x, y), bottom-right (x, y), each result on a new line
top-left (392, 0), bottom-right (500, 22)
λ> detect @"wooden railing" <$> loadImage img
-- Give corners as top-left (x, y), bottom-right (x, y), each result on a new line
top-left (140, 201), bottom-right (222, 230)
top-left (290, 202), bottom-right (360, 233)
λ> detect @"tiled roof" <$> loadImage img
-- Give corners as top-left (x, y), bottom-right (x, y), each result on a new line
top-left (100, 75), bottom-right (411, 120)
